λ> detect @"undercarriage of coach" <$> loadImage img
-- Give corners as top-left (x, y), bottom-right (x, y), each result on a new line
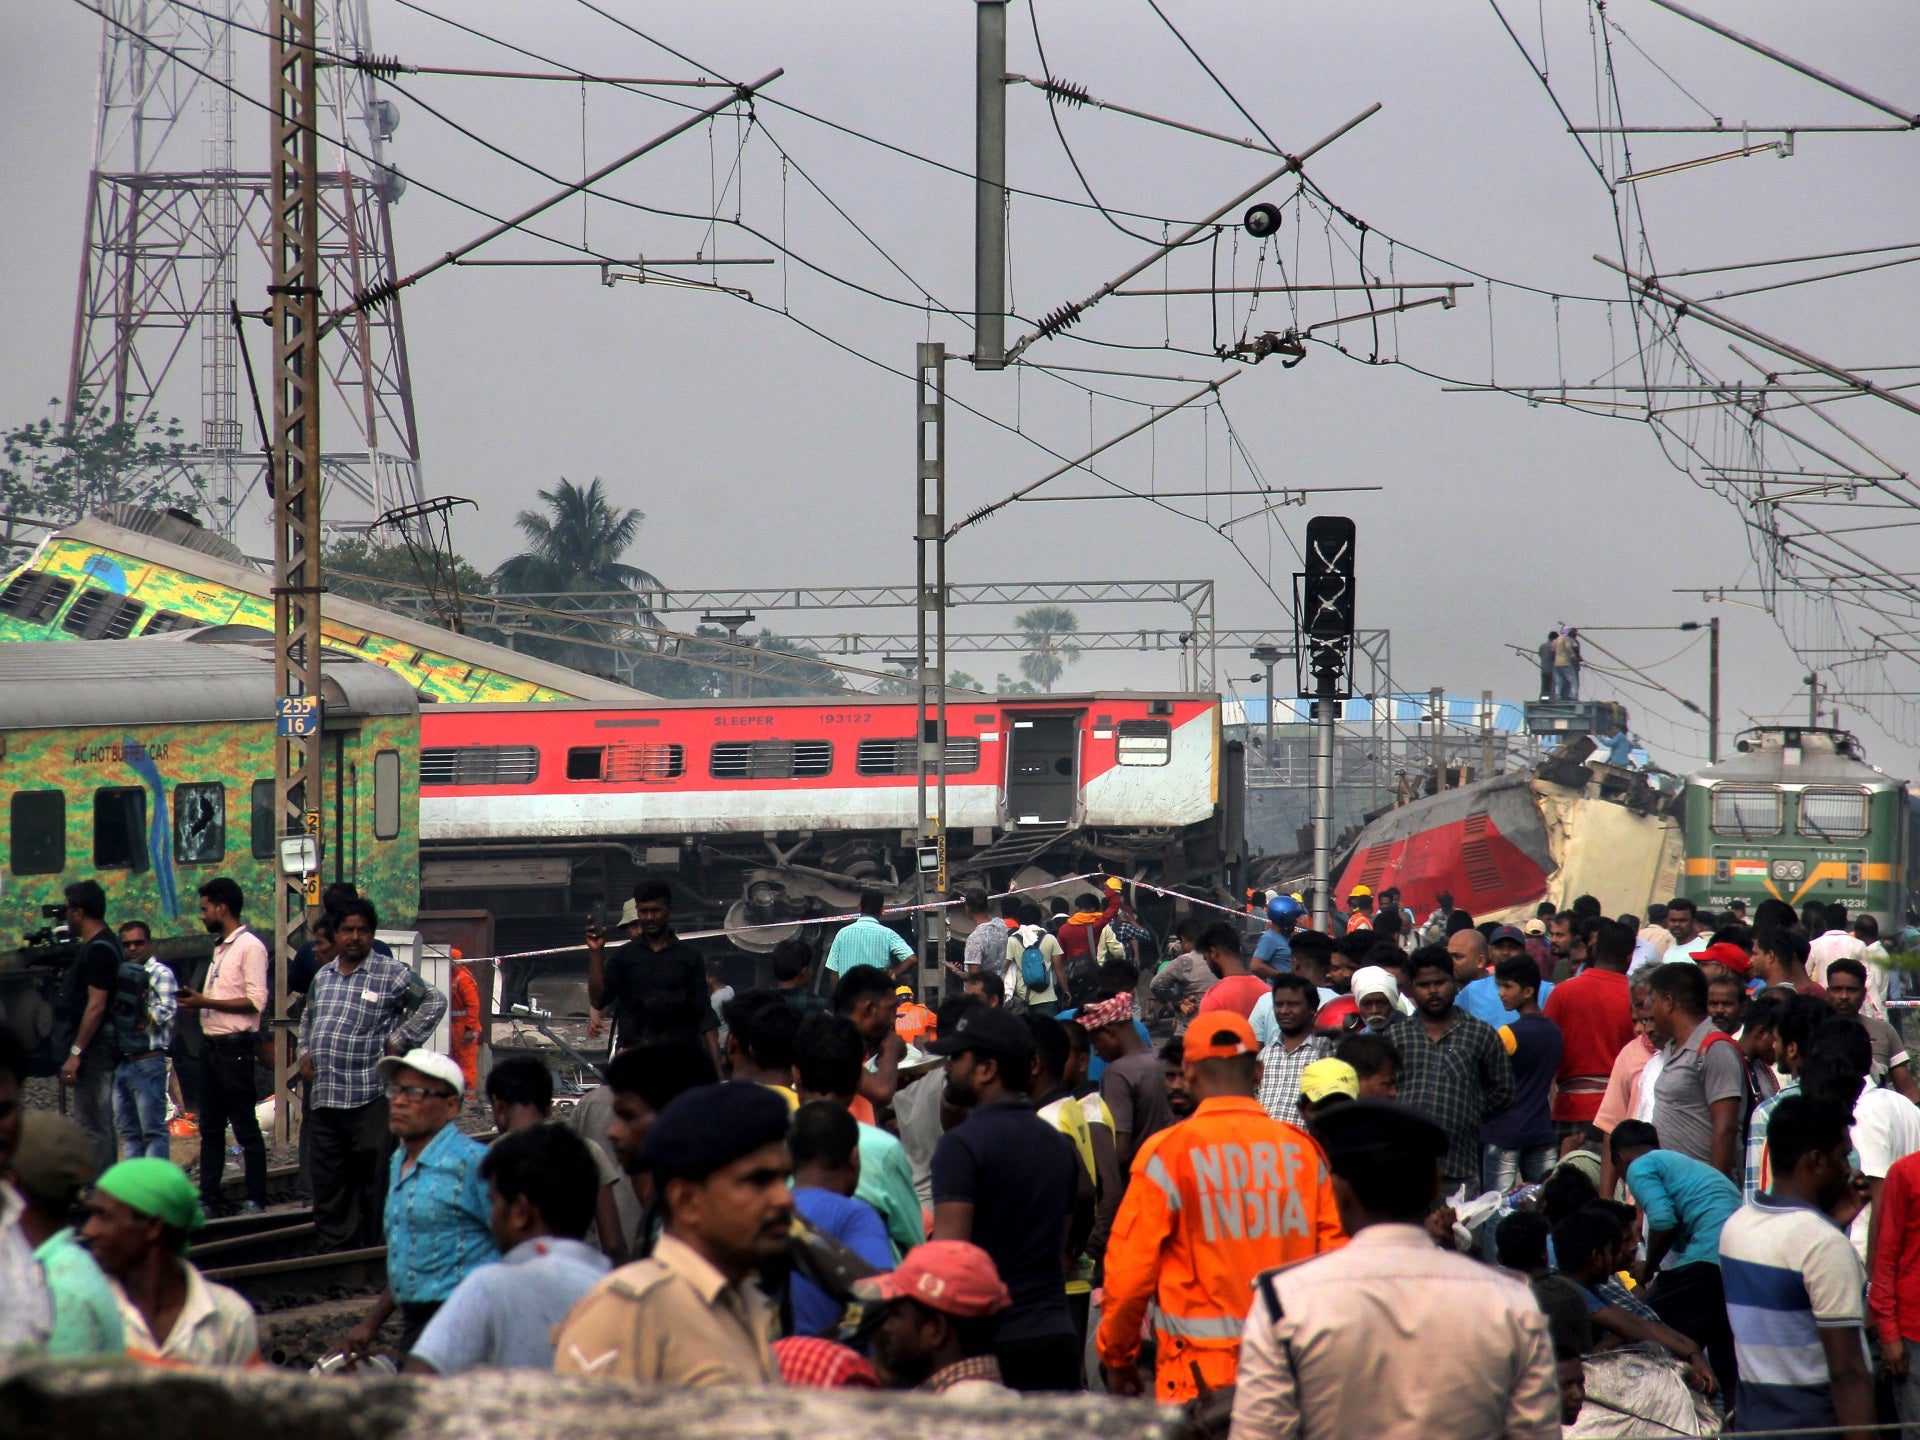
top-left (420, 818), bottom-right (1240, 960)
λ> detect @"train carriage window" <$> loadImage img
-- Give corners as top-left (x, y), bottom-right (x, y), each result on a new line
top-left (9, 791), bottom-right (65, 875)
top-left (251, 779), bottom-right (275, 860)
top-left (59, 589), bottom-right (147, 640)
top-left (172, 783), bottom-right (225, 863)
top-left (142, 609), bottom-right (197, 636)
top-left (604, 744), bottom-right (684, 782)
top-left (1710, 786), bottom-right (1782, 838)
top-left (1799, 788), bottom-right (1870, 841)
top-left (567, 747), bottom-right (605, 781)
top-left (855, 738), bottom-right (982, 776)
top-left (420, 745), bottom-right (539, 786)
top-left (1115, 719), bottom-right (1172, 767)
top-left (710, 740), bottom-right (834, 780)
top-left (0, 573), bottom-right (74, 623)
top-left (374, 750), bottom-right (401, 839)
top-left (94, 787), bottom-right (150, 872)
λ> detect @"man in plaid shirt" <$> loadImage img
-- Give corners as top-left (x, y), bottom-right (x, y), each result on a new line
top-left (1386, 946), bottom-right (1513, 1196)
top-left (298, 898), bottom-right (446, 1250)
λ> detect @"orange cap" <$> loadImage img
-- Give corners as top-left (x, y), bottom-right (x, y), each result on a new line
top-left (1183, 1012), bottom-right (1260, 1061)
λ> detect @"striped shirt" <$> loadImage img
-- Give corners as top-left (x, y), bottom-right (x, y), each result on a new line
top-left (1720, 1193), bottom-right (1868, 1436)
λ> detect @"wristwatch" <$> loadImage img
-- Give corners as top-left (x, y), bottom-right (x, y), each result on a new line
top-left (68, 1044), bottom-right (83, 1058)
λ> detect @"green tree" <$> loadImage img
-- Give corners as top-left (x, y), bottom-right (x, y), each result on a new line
top-left (994, 672), bottom-right (1039, 695)
top-left (323, 534), bottom-right (491, 606)
top-left (1015, 605), bottom-right (1080, 692)
top-left (492, 477), bottom-right (657, 596)
top-left (1, 392), bottom-right (195, 549)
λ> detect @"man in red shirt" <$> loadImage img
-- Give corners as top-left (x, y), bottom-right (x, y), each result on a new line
top-left (1057, 882), bottom-right (1123, 978)
top-left (1542, 920), bottom-right (1635, 1142)
top-left (1871, 1148), bottom-right (1920, 1422)
top-left (1195, 923), bottom-right (1269, 1020)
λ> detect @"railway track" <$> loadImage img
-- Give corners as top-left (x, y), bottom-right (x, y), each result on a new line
top-left (204, 1245), bottom-right (387, 1312)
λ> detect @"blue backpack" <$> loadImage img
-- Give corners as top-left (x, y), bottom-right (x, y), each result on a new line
top-left (1020, 939), bottom-right (1050, 991)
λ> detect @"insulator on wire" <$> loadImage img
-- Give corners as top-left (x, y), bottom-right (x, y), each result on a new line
top-left (353, 51), bottom-right (405, 78)
top-left (355, 278), bottom-right (400, 314)
top-left (1041, 76), bottom-right (1091, 107)
top-left (1035, 304), bottom-right (1083, 339)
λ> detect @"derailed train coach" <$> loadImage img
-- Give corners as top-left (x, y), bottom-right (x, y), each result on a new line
top-left (415, 694), bottom-right (1244, 954)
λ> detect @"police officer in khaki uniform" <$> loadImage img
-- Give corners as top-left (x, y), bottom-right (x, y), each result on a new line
top-left (1229, 1101), bottom-right (1559, 1439)
top-left (554, 1081), bottom-right (791, 1385)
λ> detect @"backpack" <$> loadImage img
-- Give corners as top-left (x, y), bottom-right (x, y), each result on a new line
top-left (109, 955), bottom-right (157, 1057)
top-left (53, 932), bottom-right (124, 1059)
top-left (1020, 939), bottom-right (1051, 992)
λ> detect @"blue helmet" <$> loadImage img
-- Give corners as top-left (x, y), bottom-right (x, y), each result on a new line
top-left (1266, 894), bottom-right (1304, 926)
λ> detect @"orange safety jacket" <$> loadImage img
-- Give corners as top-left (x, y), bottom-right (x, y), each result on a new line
top-left (1095, 1094), bottom-right (1345, 1404)
top-left (894, 1000), bottom-right (936, 1048)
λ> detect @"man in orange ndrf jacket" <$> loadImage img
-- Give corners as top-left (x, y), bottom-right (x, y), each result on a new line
top-left (1095, 1011), bottom-right (1345, 1404)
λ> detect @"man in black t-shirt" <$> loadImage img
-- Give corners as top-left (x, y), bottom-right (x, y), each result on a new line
top-left (928, 1007), bottom-right (1088, 1392)
top-left (586, 880), bottom-right (718, 1067)
top-left (56, 879), bottom-right (123, 1171)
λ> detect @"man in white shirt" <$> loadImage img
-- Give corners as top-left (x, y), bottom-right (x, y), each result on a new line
top-left (1806, 901), bottom-right (1868, 990)
top-left (1662, 897), bottom-right (1710, 962)
top-left (1802, 1019), bottom-right (1920, 1265)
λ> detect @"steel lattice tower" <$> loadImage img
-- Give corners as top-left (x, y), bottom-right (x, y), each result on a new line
top-left (66, 0), bottom-right (423, 535)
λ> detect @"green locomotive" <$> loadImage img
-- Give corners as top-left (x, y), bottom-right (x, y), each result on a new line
top-left (1679, 726), bottom-right (1918, 930)
top-left (1, 634), bottom-right (420, 1066)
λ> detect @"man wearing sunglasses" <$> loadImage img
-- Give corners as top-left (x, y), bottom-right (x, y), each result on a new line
top-left (339, 1049), bottom-right (495, 1360)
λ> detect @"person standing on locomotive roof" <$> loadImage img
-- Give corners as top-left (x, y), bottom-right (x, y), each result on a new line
top-left (586, 880), bottom-right (721, 1070)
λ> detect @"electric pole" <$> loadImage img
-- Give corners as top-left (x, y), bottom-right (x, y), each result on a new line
top-left (914, 343), bottom-right (950, 995)
top-left (1709, 616), bottom-right (1721, 761)
top-left (269, 0), bottom-right (325, 1146)
top-left (972, 0), bottom-right (1007, 370)
top-left (1251, 644), bottom-right (1286, 776)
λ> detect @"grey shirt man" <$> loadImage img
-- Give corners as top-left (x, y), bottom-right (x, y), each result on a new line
top-left (1652, 1017), bottom-right (1747, 1169)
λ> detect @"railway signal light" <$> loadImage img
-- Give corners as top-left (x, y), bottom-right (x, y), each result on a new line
top-left (1295, 516), bottom-right (1356, 700)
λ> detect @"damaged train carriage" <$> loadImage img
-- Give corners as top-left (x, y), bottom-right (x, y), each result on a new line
top-left (415, 694), bottom-right (1243, 954)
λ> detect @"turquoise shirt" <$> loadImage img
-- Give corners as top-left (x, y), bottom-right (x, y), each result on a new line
top-left (385, 1123), bottom-right (496, 1303)
top-left (824, 915), bottom-right (914, 976)
top-left (1625, 1148), bottom-right (1742, 1270)
top-left (855, 1121), bottom-right (925, 1260)
top-left (35, 1228), bottom-right (124, 1358)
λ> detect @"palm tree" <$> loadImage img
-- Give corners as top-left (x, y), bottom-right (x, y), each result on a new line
top-left (490, 478), bottom-right (662, 679)
top-left (492, 477), bottom-right (656, 596)
top-left (1015, 605), bottom-right (1080, 692)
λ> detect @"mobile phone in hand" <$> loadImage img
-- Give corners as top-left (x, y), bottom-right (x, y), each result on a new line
top-left (588, 901), bottom-right (607, 939)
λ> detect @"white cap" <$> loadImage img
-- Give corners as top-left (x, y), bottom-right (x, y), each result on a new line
top-left (375, 1048), bottom-right (465, 1098)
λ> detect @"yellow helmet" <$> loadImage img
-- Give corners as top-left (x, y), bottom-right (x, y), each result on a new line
top-left (1349, 884), bottom-right (1373, 899)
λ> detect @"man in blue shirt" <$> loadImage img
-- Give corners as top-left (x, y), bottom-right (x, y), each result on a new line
top-left (408, 1123), bottom-right (610, 1373)
top-left (1250, 895), bottom-right (1301, 980)
top-left (1611, 1118), bottom-right (1744, 1397)
top-left (1481, 956), bottom-right (1563, 1198)
top-left (342, 1049), bottom-right (496, 1357)
top-left (787, 1101), bottom-right (895, 1336)
top-left (1458, 926), bottom-right (1553, 1028)
top-left (825, 890), bottom-right (916, 981)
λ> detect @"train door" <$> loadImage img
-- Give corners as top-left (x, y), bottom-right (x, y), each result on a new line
top-left (1005, 714), bottom-right (1080, 825)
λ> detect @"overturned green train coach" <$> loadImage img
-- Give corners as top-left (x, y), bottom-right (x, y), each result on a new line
top-left (1, 635), bottom-right (420, 1061)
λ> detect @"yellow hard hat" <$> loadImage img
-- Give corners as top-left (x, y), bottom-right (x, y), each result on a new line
top-left (1349, 884), bottom-right (1372, 898)
top-left (895, 984), bottom-right (915, 998)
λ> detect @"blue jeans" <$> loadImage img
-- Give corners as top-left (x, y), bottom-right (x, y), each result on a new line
top-left (1483, 1141), bottom-right (1556, 1196)
top-left (114, 1054), bottom-right (172, 1159)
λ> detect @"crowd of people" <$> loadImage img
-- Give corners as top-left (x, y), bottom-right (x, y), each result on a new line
top-left (6, 869), bottom-right (1920, 1439)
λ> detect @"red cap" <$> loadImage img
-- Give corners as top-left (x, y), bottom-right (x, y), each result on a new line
top-left (1184, 1011), bottom-right (1260, 1061)
top-left (1697, 942), bottom-right (1751, 975)
top-left (856, 1240), bottom-right (1011, 1317)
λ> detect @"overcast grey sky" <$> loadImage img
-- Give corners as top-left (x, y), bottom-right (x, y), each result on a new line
top-left (4, 2), bottom-right (1917, 770)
